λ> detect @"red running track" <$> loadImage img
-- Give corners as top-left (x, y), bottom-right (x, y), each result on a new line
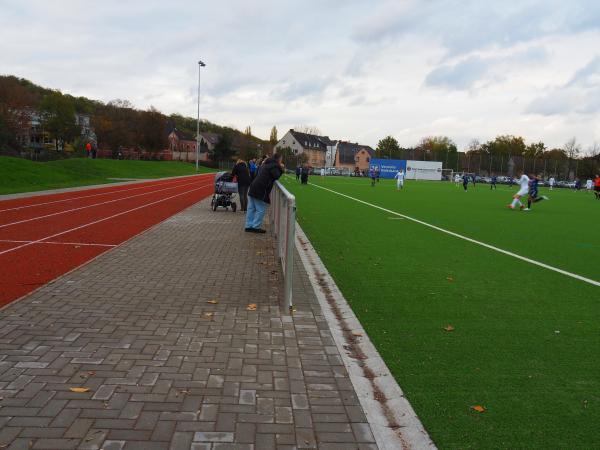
top-left (0, 174), bottom-right (215, 307)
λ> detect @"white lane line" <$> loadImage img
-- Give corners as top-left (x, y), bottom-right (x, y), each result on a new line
top-left (310, 182), bottom-right (600, 288)
top-left (0, 179), bottom-right (202, 229)
top-left (0, 173), bottom-right (213, 213)
top-left (0, 239), bottom-right (116, 247)
top-left (0, 182), bottom-right (212, 257)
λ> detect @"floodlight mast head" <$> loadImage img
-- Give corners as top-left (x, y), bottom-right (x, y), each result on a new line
top-left (199, 60), bottom-right (206, 67)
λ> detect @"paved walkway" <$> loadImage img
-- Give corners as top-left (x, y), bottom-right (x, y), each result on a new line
top-left (0, 198), bottom-right (378, 450)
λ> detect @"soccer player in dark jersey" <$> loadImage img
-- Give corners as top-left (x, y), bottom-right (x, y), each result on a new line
top-left (524, 174), bottom-right (549, 211)
top-left (490, 174), bottom-right (497, 190)
top-left (462, 173), bottom-right (469, 191)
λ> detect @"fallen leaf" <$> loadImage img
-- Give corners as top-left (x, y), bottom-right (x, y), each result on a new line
top-left (207, 300), bottom-right (218, 304)
top-left (352, 331), bottom-right (363, 337)
top-left (204, 312), bottom-right (214, 317)
top-left (446, 277), bottom-right (454, 282)
top-left (443, 325), bottom-right (455, 332)
top-left (88, 371), bottom-right (96, 376)
top-left (471, 405), bottom-right (486, 413)
top-left (246, 304), bottom-right (257, 311)
top-left (69, 387), bottom-right (90, 393)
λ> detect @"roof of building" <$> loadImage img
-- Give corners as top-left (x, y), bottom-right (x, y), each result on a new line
top-left (289, 130), bottom-right (335, 150)
top-left (169, 128), bottom-right (195, 141)
top-left (200, 132), bottom-right (220, 145)
top-left (336, 141), bottom-right (375, 164)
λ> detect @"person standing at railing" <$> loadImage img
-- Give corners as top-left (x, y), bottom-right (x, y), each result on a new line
top-left (231, 159), bottom-right (251, 212)
top-left (249, 158), bottom-right (258, 180)
top-left (245, 153), bottom-right (284, 233)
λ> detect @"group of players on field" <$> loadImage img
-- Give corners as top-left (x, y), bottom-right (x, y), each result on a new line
top-left (378, 169), bottom-right (600, 209)
top-left (449, 171), bottom-right (600, 211)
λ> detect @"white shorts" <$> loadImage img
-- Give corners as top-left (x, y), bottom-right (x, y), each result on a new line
top-left (516, 188), bottom-right (528, 197)
top-left (397, 180), bottom-right (404, 185)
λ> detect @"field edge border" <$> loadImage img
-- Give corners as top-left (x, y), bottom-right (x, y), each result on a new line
top-left (294, 223), bottom-right (436, 450)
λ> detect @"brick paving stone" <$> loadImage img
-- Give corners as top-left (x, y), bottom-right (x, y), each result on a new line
top-left (0, 199), bottom-right (378, 449)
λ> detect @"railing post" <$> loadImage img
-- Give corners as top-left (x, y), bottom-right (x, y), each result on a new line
top-left (270, 180), bottom-right (296, 311)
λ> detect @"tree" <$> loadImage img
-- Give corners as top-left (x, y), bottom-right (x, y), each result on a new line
top-left (418, 136), bottom-right (457, 166)
top-left (139, 107), bottom-right (167, 152)
top-left (278, 146), bottom-right (295, 166)
top-left (244, 126), bottom-right (252, 136)
top-left (0, 77), bottom-right (38, 152)
top-left (269, 126), bottom-right (278, 145)
top-left (40, 91), bottom-right (78, 151)
top-left (563, 137), bottom-right (581, 179)
top-left (294, 125), bottom-right (322, 135)
top-left (376, 136), bottom-right (400, 159)
top-left (212, 131), bottom-right (235, 161)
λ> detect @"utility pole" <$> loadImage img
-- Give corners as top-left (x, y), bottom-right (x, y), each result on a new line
top-left (196, 60), bottom-right (206, 172)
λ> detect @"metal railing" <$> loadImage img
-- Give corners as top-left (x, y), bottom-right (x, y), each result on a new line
top-left (270, 180), bottom-right (296, 311)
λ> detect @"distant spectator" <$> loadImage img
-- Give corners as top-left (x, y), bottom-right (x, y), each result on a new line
top-left (370, 167), bottom-right (376, 187)
top-left (231, 159), bottom-right (251, 212)
top-left (301, 165), bottom-right (309, 184)
top-left (295, 166), bottom-right (301, 181)
top-left (91, 144), bottom-right (97, 159)
top-left (85, 142), bottom-right (92, 158)
top-left (245, 153), bottom-right (284, 233)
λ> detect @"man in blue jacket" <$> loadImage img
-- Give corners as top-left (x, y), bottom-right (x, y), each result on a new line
top-left (245, 153), bottom-right (284, 233)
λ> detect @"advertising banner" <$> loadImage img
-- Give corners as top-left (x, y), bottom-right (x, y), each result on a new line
top-left (405, 160), bottom-right (443, 180)
top-left (369, 159), bottom-right (407, 179)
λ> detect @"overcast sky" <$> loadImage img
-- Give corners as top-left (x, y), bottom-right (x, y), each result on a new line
top-left (2, 0), bottom-right (600, 151)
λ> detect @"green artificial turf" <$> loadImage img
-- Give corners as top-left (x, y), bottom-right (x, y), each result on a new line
top-left (281, 175), bottom-right (600, 450)
top-left (0, 156), bottom-right (216, 194)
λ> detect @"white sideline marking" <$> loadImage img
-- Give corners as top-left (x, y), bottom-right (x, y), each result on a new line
top-left (310, 182), bottom-right (600, 288)
top-left (0, 173), bottom-right (212, 213)
top-left (0, 179), bottom-right (201, 229)
top-left (0, 183), bottom-right (212, 257)
top-left (0, 239), bottom-right (117, 248)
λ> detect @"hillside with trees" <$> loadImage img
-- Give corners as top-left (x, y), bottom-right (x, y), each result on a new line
top-left (0, 75), bottom-right (268, 162)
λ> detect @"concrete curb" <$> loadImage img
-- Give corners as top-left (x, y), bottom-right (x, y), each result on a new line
top-left (294, 224), bottom-right (436, 450)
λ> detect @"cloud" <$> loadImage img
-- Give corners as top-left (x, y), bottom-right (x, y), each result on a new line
top-left (425, 56), bottom-right (489, 90)
top-left (527, 56), bottom-right (600, 115)
top-left (353, 0), bottom-right (600, 57)
top-left (424, 46), bottom-right (549, 91)
top-left (2, 0), bottom-right (600, 148)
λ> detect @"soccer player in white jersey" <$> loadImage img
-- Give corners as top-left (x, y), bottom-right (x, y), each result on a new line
top-left (395, 169), bottom-right (405, 190)
top-left (548, 176), bottom-right (555, 190)
top-left (586, 178), bottom-right (593, 192)
top-left (508, 171), bottom-right (529, 210)
top-left (454, 173), bottom-right (461, 186)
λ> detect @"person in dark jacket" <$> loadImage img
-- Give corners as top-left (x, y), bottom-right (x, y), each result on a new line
top-left (300, 165), bottom-right (309, 184)
top-left (231, 159), bottom-right (251, 212)
top-left (245, 153), bottom-right (284, 233)
top-left (295, 166), bottom-right (301, 181)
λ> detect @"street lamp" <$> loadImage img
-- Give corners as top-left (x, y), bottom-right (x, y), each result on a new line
top-left (196, 60), bottom-right (206, 172)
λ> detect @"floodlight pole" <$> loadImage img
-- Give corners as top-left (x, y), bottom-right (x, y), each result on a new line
top-left (196, 60), bottom-right (206, 172)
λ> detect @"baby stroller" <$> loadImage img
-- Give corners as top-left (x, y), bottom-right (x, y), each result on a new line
top-left (211, 171), bottom-right (238, 212)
